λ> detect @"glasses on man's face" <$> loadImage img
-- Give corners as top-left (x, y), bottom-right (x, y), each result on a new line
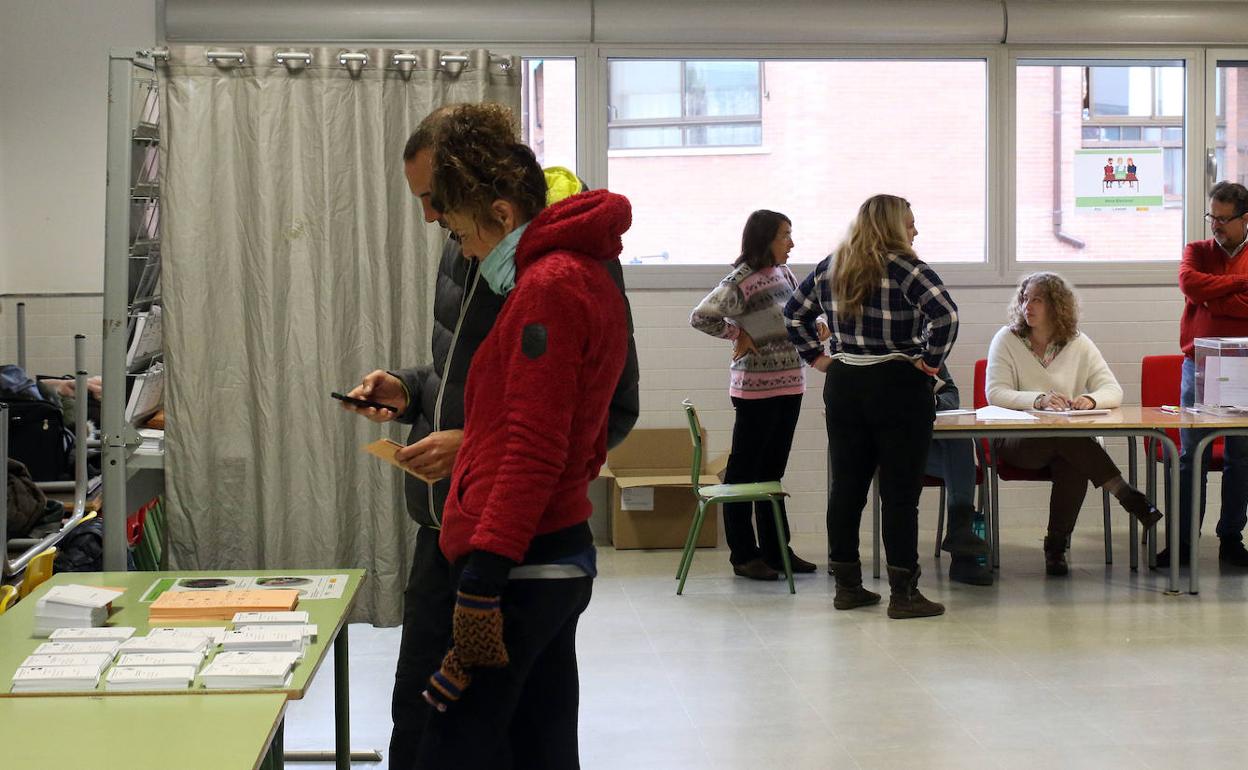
top-left (1204, 212), bottom-right (1245, 225)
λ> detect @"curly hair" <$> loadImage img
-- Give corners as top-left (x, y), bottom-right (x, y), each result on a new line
top-left (830, 194), bottom-right (916, 317)
top-left (1007, 271), bottom-right (1080, 344)
top-left (429, 103), bottom-right (546, 229)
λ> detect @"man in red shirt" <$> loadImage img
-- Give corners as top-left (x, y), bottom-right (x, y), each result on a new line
top-left (1165, 181), bottom-right (1248, 567)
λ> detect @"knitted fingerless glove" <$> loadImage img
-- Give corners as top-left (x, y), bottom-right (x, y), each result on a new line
top-left (423, 551), bottom-right (515, 711)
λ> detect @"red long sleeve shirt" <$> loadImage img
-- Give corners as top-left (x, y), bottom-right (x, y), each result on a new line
top-left (1179, 238), bottom-right (1248, 357)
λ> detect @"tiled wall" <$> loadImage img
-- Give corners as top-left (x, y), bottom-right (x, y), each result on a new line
top-left (0, 283), bottom-right (1197, 536)
top-left (0, 295), bottom-right (103, 377)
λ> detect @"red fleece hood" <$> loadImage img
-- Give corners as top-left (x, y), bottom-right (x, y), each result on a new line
top-left (515, 189), bottom-right (631, 273)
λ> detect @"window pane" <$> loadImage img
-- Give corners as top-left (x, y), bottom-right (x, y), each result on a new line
top-left (608, 60), bottom-right (987, 265)
top-left (1215, 63), bottom-right (1248, 186)
top-left (609, 126), bottom-right (682, 149)
top-left (684, 122), bottom-right (762, 146)
top-left (1156, 67), bottom-right (1185, 117)
top-left (520, 58), bottom-right (577, 173)
top-left (609, 61), bottom-right (681, 121)
top-left (684, 61), bottom-right (760, 118)
top-left (1017, 63), bottom-right (1184, 263)
top-left (1090, 66), bottom-right (1152, 117)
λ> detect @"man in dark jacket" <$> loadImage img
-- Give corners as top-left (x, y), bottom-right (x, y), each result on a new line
top-left (342, 109), bottom-right (639, 768)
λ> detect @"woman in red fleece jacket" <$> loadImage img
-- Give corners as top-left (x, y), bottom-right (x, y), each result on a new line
top-left (413, 103), bottom-right (630, 769)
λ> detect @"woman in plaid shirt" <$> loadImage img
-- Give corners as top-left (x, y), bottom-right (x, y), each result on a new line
top-left (784, 194), bottom-right (958, 619)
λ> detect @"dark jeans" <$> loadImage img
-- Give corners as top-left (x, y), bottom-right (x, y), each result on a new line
top-left (723, 394), bottom-right (803, 565)
top-left (390, 525), bottom-right (455, 769)
top-left (1179, 356), bottom-right (1248, 544)
top-left (993, 436), bottom-right (1120, 537)
top-left (415, 573), bottom-right (594, 770)
top-left (824, 360), bottom-right (934, 571)
top-left (925, 438), bottom-right (977, 511)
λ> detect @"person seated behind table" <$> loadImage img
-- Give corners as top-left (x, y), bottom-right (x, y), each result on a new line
top-left (930, 363), bottom-right (993, 585)
top-left (986, 271), bottom-right (1162, 576)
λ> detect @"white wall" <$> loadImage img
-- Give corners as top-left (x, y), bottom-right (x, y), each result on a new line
top-left (0, 0), bottom-right (155, 294)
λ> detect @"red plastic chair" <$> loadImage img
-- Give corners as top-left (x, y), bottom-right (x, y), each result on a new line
top-left (975, 359), bottom-right (1113, 567)
top-left (1140, 355), bottom-right (1221, 547)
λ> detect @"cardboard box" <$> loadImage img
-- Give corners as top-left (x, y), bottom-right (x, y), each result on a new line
top-left (601, 427), bottom-right (725, 550)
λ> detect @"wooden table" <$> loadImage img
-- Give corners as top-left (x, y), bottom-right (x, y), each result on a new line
top-left (1177, 410), bottom-right (1248, 593)
top-left (0, 569), bottom-right (364, 769)
top-left (928, 406), bottom-right (1187, 592)
top-left (0, 693), bottom-right (287, 770)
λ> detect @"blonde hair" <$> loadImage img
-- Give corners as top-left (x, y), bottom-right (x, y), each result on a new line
top-left (830, 194), bottom-right (915, 317)
top-left (1007, 271), bottom-right (1080, 344)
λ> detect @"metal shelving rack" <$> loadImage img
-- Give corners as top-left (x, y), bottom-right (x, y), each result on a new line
top-left (101, 49), bottom-right (165, 571)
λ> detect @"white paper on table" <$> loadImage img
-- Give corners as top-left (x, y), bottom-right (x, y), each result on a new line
top-left (975, 405), bottom-right (1039, 421)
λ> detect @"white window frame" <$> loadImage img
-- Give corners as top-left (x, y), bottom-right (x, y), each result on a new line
top-left (1003, 46), bottom-right (1204, 287)
top-left (1205, 49), bottom-right (1248, 198)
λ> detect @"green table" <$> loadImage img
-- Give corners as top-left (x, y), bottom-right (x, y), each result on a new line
top-left (0, 570), bottom-right (365, 769)
top-left (0, 693), bottom-right (287, 769)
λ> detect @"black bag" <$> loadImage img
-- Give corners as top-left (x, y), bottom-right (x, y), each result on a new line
top-left (6, 458), bottom-right (48, 538)
top-left (5, 399), bottom-right (72, 482)
top-left (53, 516), bottom-right (104, 573)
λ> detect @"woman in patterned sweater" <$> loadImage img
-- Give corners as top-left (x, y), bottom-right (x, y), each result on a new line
top-left (691, 210), bottom-right (815, 580)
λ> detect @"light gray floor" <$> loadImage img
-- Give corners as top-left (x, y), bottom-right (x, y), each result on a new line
top-left (285, 523), bottom-right (1248, 769)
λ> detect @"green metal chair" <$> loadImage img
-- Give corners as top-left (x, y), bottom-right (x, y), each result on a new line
top-left (676, 399), bottom-right (794, 595)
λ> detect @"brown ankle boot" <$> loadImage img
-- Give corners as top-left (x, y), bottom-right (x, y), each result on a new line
top-left (885, 565), bottom-right (945, 619)
top-left (1043, 535), bottom-right (1069, 576)
top-left (828, 561), bottom-right (881, 610)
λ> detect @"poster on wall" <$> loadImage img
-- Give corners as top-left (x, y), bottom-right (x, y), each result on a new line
top-left (1074, 147), bottom-right (1164, 212)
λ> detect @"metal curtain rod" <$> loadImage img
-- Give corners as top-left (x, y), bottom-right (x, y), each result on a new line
top-left (146, 47), bottom-right (512, 72)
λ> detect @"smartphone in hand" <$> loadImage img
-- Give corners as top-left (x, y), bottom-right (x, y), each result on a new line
top-left (331, 391), bottom-right (399, 413)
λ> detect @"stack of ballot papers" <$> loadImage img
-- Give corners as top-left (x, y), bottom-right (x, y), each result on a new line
top-left (32, 640), bottom-right (121, 658)
top-left (11, 666), bottom-right (103, 692)
top-left (147, 626), bottom-right (227, 645)
top-left (222, 626), bottom-right (308, 654)
top-left (149, 589), bottom-right (299, 622)
top-left (33, 585), bottom-right (125, 637)
top-left (48, 626), bottom-right (136, 643)
top-left (20, 653), bottom-right (113, 675)
top-left (117, 634), bottom-right (211, 657)
top-left (232, 611), bottom-right (310, 626)
top-left (105, 665), bottom-right (198, 691)
top-left (200, 653), bottom-right (299, 688)
top-left (115, 652), bottom-right (207, 668)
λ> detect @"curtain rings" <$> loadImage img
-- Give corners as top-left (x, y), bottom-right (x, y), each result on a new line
top-left (338, 50), bottom-right (368, 78)
top-left (206, 50), bottom-right (246, 67)
top-left (275, 51), bottom-right (312, 73)
top-left (392, 52), bottom-right (418, 81)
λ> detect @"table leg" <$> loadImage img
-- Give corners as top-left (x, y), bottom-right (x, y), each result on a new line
top-left (336, 624), bottom-right (350, 770)
top-left (1158, 433), bottom-right (1182, 595)
top-left (1190, 433), bottom-right (1218, 595)
top-left (1128, 437), bottom-right (1138, 571)
top-left (871, 471), bottom-right (881, 580)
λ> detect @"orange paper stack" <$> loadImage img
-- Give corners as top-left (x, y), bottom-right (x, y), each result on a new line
top-left (149, 589), bottom-right (300, 622)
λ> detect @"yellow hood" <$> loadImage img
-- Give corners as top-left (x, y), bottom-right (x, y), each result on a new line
top-left (544, 166), bottom-right (584, 206)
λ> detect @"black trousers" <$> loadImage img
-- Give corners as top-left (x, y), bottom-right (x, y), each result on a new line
top-left (414, 572), bottom-right (594, 770)
top-left (824, 360), bottom-right (934, 571)
top-left (390, 525), bottom-right (455, 769)
top-left (722, 393), bottom-right (803, 565)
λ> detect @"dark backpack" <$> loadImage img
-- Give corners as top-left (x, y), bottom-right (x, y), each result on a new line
top-left (54, 516), bottom-right (105, 573)
top-left (6, 458), bottom-right (48, 538)
top-left (5, 400), bottom-right (72, 482)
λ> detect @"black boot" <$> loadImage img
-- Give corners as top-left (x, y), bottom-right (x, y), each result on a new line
top-left (828, 561), bottom-right (881, 610)
top-left (1220, 538), bottom-right (1248, 567)
top-left (949, 555), bottom-right (993, 586)
top-left (941, 504), bottom-right (990, 556)
top-left (1043, 535), bottom-right (1069, 576)
top-left (885, 565), bottom-right (945, 619)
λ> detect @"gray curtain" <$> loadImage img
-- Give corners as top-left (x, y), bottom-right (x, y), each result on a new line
top-left (158, 45), bottom-right (520, 624)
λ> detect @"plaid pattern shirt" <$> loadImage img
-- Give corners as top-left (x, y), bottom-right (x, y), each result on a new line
top-left (784, 253), bottom-right (958, 369)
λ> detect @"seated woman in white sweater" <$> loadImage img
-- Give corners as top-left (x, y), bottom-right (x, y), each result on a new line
top-left (986, 272), bottom-right (1161, 576)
